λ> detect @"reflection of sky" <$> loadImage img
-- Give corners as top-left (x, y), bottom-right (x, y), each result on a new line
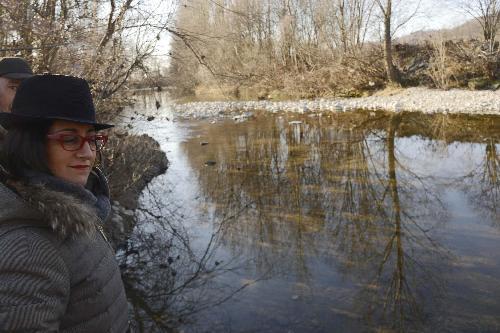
top-left (123, 105), bottom-right (500, 332)
top-left (176, 114), bottom-right (500, 332)
top-left (396, 137), bottom-right (483, 178)
top-left (120, 93), bottom-right (211, 241)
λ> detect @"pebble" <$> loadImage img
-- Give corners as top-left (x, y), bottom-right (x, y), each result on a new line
top-left (111, 215), bottom-right (125, 233)
top-left (171, 87), bottom-right (500, 119)
top-left (122, 210), bottom-right (134, 217)
top-left (111, 214), bottom-right (123, 223)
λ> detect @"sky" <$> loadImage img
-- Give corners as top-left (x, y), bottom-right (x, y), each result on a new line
top-left (150, 0), bottom-right (471, 57)
top-left (396, 0), bottom-right (469, 36)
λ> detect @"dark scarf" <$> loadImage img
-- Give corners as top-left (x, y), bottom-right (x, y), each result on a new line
top-left (23, 170), bottom-right (111, 223)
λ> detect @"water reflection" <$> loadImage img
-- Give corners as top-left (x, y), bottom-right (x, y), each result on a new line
top-left (355, 114), bottom-right (448, 332)
top-left (178, 111), bottom-right (500, 332)
top-left (460, 139), bottom-right (500, 224)
top-left (119, 95), bottom-right (500, 332)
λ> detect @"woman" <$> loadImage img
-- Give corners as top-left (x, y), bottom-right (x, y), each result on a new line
top-left (0, 74), bottom-right (129, 332)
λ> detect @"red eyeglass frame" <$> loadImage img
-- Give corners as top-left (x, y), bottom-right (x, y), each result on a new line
top-left (46, 133), bottom-right (108, 151)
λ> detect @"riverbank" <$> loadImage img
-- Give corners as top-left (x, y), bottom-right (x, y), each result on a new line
top-left (171, 87), bottom-right (500, 117)
top-left (104, 131), bottom-right (169, 248)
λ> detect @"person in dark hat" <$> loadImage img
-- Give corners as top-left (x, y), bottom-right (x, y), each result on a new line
top-left (0, 74), bottom-right (129, 331)
top-left (0, 57), bottom-right (33, 113)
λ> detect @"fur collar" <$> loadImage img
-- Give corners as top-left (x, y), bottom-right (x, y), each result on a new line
top-left (0, 169), bottom-right (110, 239)
top-left (10, 181), bottom-right (100, 238)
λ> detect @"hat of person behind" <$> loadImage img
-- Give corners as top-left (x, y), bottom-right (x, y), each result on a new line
top-left (0, 74), bottom-right (113, 130)
top-left (0, 57), bottom-right (33, 79)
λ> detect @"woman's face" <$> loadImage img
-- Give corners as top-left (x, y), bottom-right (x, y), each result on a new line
top-left (46, 120), bottom-right (96, 186)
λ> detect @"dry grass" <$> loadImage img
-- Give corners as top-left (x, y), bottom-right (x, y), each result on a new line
top-left (372, 86), bottom-right (405, 97)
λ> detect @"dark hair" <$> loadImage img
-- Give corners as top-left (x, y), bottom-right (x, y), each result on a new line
top-left (2, 120), bottom-right (52, 179)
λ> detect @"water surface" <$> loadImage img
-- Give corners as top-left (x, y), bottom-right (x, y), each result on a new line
top-left (121, 95), bottom-right (500, 333)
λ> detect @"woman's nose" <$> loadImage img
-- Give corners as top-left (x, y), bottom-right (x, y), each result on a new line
top-left (76, 140), bottom-right (94, 158)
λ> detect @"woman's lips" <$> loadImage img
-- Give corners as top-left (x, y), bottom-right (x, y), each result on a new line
top-left (70, 165), bottom-right (90, 170)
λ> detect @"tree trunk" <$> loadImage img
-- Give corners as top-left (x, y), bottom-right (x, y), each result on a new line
top-left (382, 0), bottom-right (400, 84)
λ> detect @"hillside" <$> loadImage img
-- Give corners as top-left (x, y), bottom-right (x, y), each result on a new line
top-left (398, 19), bottom-right (482, 44)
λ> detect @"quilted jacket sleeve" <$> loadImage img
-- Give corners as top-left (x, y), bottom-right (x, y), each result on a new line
top-left (0, 228), bottom-right (70, 332)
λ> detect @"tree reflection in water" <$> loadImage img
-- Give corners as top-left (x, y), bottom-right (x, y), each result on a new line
top-left (357, 114), bottom-right (449, 332)
top-left (118, 181), bottom-right (256, 332)
top-left (428, 113), bottom-right (500, 225)
top-left (122, 110), bottom-right (500, 332)
top-left (181, 112), bottom-right (459, 331)
top-left (462, 139), bottom-right (500, 223)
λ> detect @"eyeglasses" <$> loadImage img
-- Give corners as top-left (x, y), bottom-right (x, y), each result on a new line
top-left (46, 133), bottom-right (108, 151)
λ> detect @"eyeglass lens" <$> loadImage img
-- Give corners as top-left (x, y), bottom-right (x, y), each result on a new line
top-left (63, 135), bottom-right (105, 151)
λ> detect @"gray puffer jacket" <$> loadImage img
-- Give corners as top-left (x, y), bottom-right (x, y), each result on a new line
top-left (0, 169), bottom-right (129, 332)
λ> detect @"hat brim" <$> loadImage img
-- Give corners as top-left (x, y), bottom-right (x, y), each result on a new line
top-left (2, 73), bottom-right (33, 79)
top-left (0, 113), bottom-right (113, 130)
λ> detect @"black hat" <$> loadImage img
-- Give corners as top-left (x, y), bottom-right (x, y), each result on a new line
top-left (0, 74), bottom-right (113, 130)
top-left (0, 57), bottom-right (33, 79)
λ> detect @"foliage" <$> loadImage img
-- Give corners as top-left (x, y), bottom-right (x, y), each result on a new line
top-left (168, 0), bottom-right (500, 99)
top-left (167, 0), bottom-right (381, 99)
top-left (427, 37), bottom-right (453, 89)
top-left (0, 0), bottom-right (173, 115)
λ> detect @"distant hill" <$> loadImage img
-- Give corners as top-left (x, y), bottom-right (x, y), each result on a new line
top-left (397, 19), bottom-right (482, 44)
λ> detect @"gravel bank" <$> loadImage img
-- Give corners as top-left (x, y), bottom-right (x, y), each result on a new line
top-left (172, 87), bottom-right (500, 118)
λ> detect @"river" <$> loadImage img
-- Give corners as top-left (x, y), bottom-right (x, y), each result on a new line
top-left (118, 91), bottom-right (500, 333)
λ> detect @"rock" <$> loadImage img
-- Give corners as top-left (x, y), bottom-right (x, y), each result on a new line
top-left (205, 160), bottom-right (217, 166)
top-left (123, 209), bottom-right (134, 217)
top-left (114, 129), bottom-right (128, 138)
top-left (200, 142), bottom-right (209, 146)
top-left (111, 213), bottom-right (123, 223)
top-left (171, 86), bottom-right (500, 118)
top-left (147, 116), bottom-right (155, 121)
top-left (103, 132), bottom-right (169, 249)
top-left (394, 102), bottom-right (403, 112)
top-left (110, 215), bottom-right (124, 233)
top-left (233, 114), bottom-right (248, 122)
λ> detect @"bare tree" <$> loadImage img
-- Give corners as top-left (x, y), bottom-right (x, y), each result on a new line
top-left (461, 0), bottom-right (500, 53)
top-left (373, 0), bottom-right (399, 84)
top-left (459, 0), bottom-right (500, 79)
top-left (0, 0), bottom-right (177, 115)
top-left (168, 0), bottom-right (382, 98)
top-left (333, 0), bottom-right (375, 54)
top-left (373, 0), bottom-right (421, 85)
